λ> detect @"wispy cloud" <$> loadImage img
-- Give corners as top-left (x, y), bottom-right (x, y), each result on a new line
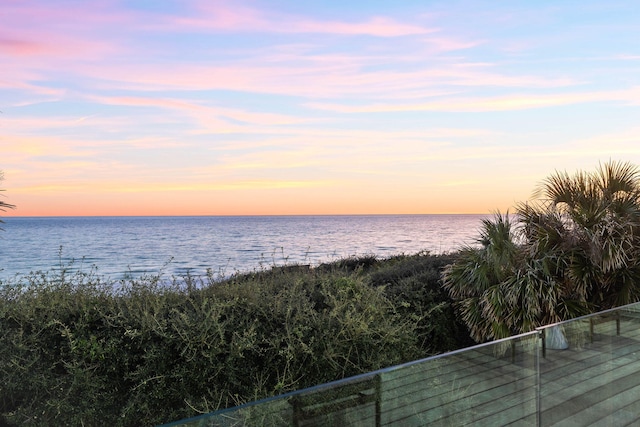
top-left (307, 87), bottom-right (640, 113)
top-left (90, 95), bottom-right (305, 126)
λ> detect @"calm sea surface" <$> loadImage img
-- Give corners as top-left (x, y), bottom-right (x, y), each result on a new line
top-left (0, 215), bottom-right (488, 281)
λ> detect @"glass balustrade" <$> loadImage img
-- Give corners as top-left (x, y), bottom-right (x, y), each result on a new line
top-left (537, 302), bottom-right (640, 426)
top-left (162, 301), bottom-right (640, 427)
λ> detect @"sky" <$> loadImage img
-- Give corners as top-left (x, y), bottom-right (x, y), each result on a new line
top-left (2, 0), bottom-right (640, 216)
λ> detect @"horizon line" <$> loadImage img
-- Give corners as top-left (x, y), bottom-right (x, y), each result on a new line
top-left (3, 212), bottom-right (490, 219)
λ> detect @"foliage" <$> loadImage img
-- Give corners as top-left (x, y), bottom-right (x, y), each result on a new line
top-left (0, 171), bottom-right (16, 230)
top-left (368, 252), bottom-right (474, 351)
top-left (443, 160), bottom-right (640, 342)
top-left (0, 252), bottom-right (466, 426)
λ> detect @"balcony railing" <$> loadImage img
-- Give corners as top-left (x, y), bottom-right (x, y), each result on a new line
top-left (162, 301), bottom-right (640, 426)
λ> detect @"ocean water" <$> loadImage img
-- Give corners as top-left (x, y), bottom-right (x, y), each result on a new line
top-left (0, 215), bottom-right (488, 281)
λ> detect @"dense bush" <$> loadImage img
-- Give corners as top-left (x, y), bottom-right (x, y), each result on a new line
top-left (0, 253), bottom-right (469, 426)
top-left (368, 252), bottom-right (474, 351)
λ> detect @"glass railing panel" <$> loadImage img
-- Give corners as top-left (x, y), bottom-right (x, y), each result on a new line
top-left (163, 302), bottom-right (640, 426)
top-left (162, 395), bottom-right (293, 426)
top-left (162, 373), bottom-right (381, 427)
top-left (380, 332), bottom-right (539, 426)
top-left (163, 332), bottom-right (539, 427)
top-left (537, 302), bottom-right (640, 426)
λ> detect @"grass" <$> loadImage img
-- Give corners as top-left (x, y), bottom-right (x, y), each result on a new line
top-left (0, 251), bottom-right (470, 427)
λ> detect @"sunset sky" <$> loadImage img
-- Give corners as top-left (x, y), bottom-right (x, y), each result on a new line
top-left (3, 1), bottom-right (640, 216)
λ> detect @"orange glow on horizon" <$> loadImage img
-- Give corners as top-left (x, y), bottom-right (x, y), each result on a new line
top-left (4, 179), bottom-right (519, 217)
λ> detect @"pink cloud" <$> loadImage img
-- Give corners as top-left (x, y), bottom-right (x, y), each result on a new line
top-left (284, 16), bottom-right (434, 37)
top-left (167, 1), bottom-right (435, 37)
top-left (0, 1), bottom-right (137, 63)
top-left (2, 1), bottom-right (136, 31)
top-left (170, 2), bottom-right (266, 31)
top-left (0, 38), bottom-right (46, 55)
top-left (423, 37), bottom-right (485, 52)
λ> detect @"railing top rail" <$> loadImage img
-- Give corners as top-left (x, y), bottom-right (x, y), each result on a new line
top-left (535, 300), bottom-right (640, 331)
top-left (382, 329), bottom-right (539, 372)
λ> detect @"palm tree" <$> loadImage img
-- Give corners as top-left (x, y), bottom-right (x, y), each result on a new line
top-left (443, 161), bottom-right (640, 343)
top-left (526, 160), bottom-right (640, 308)
top-left (443, 213), bottom-right (523, 341)
top-left (0, 171), bottom-right (16, 230)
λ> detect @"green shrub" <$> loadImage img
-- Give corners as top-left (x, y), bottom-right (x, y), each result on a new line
top-left (367, 252), bottom-right (474, 351)
top-left (0, 253), bottom-right (469, 426)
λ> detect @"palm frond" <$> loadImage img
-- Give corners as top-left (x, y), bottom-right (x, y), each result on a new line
top-left (597, 160), bottom-right (640, 197)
